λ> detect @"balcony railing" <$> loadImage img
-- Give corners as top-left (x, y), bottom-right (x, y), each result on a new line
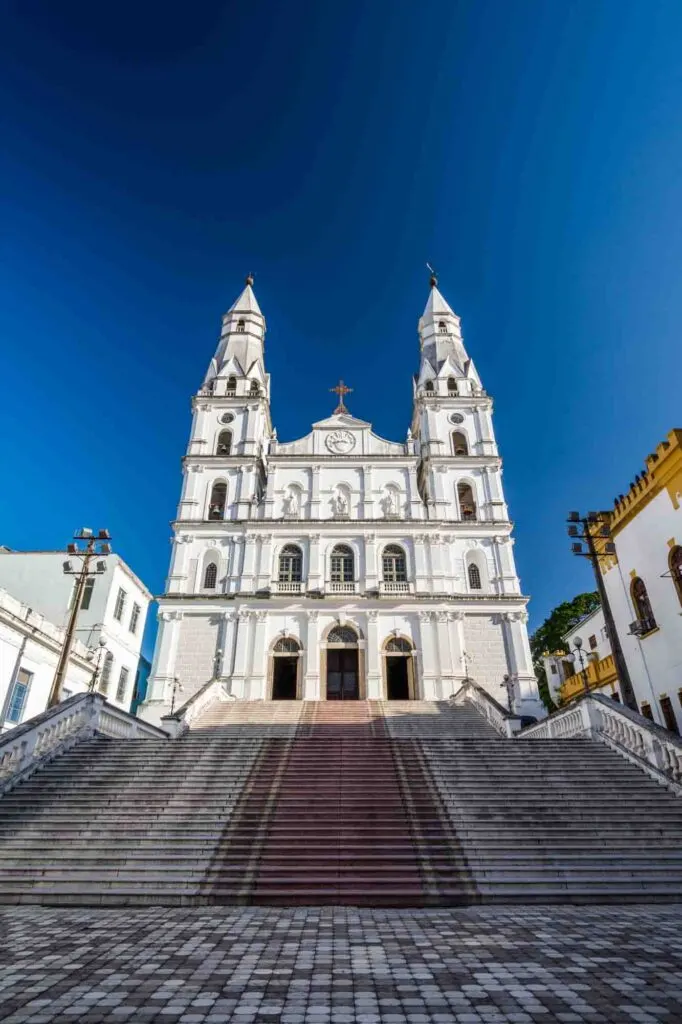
top-left (273, 581), bottom-right (303, 594)
top-left (560, 653), bottom-right (618, 704)
top-left (380, 581), bottom-right (411, 594)
top-left (328, 581), bottom-right (357, 594)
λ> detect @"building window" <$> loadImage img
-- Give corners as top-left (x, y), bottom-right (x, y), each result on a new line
top-left (330, 545), bottom-right (354, 583)
top-left (113, 587), bottom-right (127, 622)
top-left (273, 636), bottom-right (301, 654)
top-left (382, 545), bottom-right (407, 583)
top-left (327, 625), bottom-right (358, 644)
top-left (236, 319), bottom-right (245, 332)
top-left (659, 695), bottom-right (679, 735)
top-left (467, 563), bottom-right (482, 590)
top-left (438, 320), bottom-right (448, 334)
top-left (550, 664), bottom-right (558, 675)
top-left (70, 576), bottom-right (95, 611)
top-left (100, 652), bottom-right (113, 696)
top-left (5, 668), bottom-right (32, 724)
top-left (457, 482), bottom-right (477, 521)
top-left (116, 666), bottom-right (130, 703)
top-left (670, 546), bottom-right (682, 607)
top-left (640, 701), bottom-right (653, 721)
top-left (226, 375), bottom-right (237, 394)
top-left (217, 430), bottom-right (232, 455)
top-left (129, 602), bottom-right (141, 634)
top-left (452, 431), bottom-right (468, 456)
top-left (631, 576), bottom-right (656, 634)
top-left (203, 562), bottom-right (218, 589)
top-left (588, 634), bottom-right (597, 650)
top-left (601, 625), bottom-right (609, 641)
top-left (278, 545), bottom-right (303, 583)
top-left (424, 381), bottom-right (434, 393)
top-left (208, 481), bottom-right (227, 520)
top-left (249, 380), bottom-right (261, 395)
top-left (447, 377), bottom-right (458, 394)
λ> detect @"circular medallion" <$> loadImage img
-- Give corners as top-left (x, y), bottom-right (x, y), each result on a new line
top-left (449, 413), bottom-right (464, 424)
top-left (220, 413), bottom-right (234, 424)
top-left (325, 430), bottom-right (356, 454)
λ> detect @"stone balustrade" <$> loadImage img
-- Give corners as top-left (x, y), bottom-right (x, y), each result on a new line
top-left (450, 678), bottom-right (522, 738)
top-left (162, 677), bottom-right (232, 737)
top-left (519, 693), bottom-right (682, 792)
top-left (0, 692), bottom-right (168, 794)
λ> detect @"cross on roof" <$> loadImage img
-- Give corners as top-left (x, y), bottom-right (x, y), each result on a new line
top-left (330, 379), bottom-right (353, 415)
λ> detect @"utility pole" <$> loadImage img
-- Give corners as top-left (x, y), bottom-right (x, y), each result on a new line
top-left (567, 511), bottom-right (637, 711)
top-left (48, 528), bottom-right (111, 708)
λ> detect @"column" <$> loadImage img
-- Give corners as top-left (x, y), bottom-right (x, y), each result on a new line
top-left (310, 466), bottom-right (321, 519)
top-left (308, 533), bottom-right (322, 591)
top-left (431, 466), bottom-right (448, 519)
top-left (178, 465), bottom-right (204, 521)
top-left (229, 536), bottom-right (244, 594)
top-left (257, 533), bottom-right (273, 590)
top-left (366, 609), bottom-right (381, 698)
top-left (264, 464), bottom-right (278, 520)
top-left (231, 608), bottom-right (251, 698)
top-left (241, 533), bottom-right (258, 593)
top-left (250, 611), bottom-right (268, 699)
top-left (365, 533), bottom-right (378, 590)
top-left (405, 468), bottom-right (423, 521)
top-left (449, 611), bottom-right (466, 682)
top-left (435, 610), bottom-right (454, 698)
top-left (146, 610), bottom-right (183, 703)
top-left (414, 534), bottom-right (428, 592)
top-left (418, 610), bottom-right (438, 699)
top-left (219, 611), bottom-right (237, 685)
top-left (502, 611), bottom-right (543, 717)
top-left (363, 466), bottom-right (374, 519)
top-left (439, 534), bottom-right (454, 594)
top-left (429, 536), bottom-right (445, 592)
top-left (304, 610), bottom-right (320, 699)
top-left (485, 466), bottom-right (508, 522)
top-left (166, 535), bottom-right (193, 593)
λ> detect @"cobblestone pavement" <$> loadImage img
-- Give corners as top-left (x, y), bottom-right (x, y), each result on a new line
top-left (1, 906), bottom-right (682, 1023)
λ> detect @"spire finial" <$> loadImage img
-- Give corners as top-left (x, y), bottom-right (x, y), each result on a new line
top-left (245, 273), bottom-right (254, 287)
top-left (426, 262), bottom-right (437, 288)
top-left (329, 379), bottom-right (353, 415)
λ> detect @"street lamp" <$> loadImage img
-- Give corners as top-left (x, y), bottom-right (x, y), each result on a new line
top-left (571, 636), bottom-right (591, 696)
top-left (170, 677), bottom-right (184, 715)
top-left (500, 673), bottom-right (514, 713)
top-left (88, 636), bottom-right (108, 693)
top-left (48, 528), bottom-right (111, 708)
top-left (566, 511), bottom-right (637, 711)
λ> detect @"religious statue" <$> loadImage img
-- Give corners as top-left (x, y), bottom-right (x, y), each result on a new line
top-left (332, 491), bottom-right (349, 516)
top-left (381, 491), bottom-right (398, 517)
top-left (283, 490), bottom-right (299, 517)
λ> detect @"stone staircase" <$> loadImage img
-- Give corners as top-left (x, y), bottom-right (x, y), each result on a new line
top-left (0, 699), bottom-right (681, 906)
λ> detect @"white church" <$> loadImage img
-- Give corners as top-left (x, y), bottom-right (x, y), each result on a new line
top-left (141, 274), bottom-right (543, 723)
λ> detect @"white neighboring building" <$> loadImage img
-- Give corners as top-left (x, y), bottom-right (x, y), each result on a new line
top-left (0, 551), bottom-right (152, 712)
top-left (599, 429), bottom-right (682, 731)
top-left (142, 274), bottom-right (544, 725)
top-left (0, 588), bottom-right (96, 731)
top-left (542, 606), bottom-right (615, 707)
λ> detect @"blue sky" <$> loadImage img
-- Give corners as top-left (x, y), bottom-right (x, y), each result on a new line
top-left (1, 1), bottom-right (682, 654)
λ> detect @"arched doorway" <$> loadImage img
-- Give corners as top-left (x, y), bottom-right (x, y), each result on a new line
top-left (383, 635), bottom-right (415, 700)
top-left (270, 636), bottom-right (302, 700)
top-left (325, 625), bottom-right (360, 700)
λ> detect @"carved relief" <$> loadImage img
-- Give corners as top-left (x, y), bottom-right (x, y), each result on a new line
top-left (325, 430), bottom-right (356, 455)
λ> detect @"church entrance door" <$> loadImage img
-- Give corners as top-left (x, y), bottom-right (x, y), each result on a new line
top-left (272, 657), bottom-right (298, 700)
top-left (326, 649), bottom-right (359, 700)
top-left (386, 656), bottom-right (410, 700)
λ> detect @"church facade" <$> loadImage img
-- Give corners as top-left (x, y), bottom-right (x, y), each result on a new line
top-left (141, 275), bottom-right (543, 723)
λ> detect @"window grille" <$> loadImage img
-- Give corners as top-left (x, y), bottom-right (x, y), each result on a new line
top-left (203, 562), bottom-right (218, 589)
top-left (327, 625), bottom-right (358, 644)
top-left (273, 637), bottom-right (300, 654)
top-left (467, 563), bottom-right (482, 590)
top-left (385, 636), bottom-right (411, 653)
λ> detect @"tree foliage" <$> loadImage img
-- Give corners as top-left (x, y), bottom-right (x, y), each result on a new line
top-left (530, 591), bottom-right (600, 711)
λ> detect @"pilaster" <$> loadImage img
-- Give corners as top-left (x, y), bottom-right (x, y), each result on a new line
top-left (304, 610), bottom-right (320, 698)
top-left (365, 533), bottom-right (378, 590)
top-left (366, 609), bottom-right (381, 698)
top-left (308, 533), bottom-right (322, 590)
top-left (231, 608), bottom-right (252, 699)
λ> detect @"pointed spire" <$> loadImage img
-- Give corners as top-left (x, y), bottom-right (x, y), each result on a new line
top-left (422, 283), bottom-right (456, 319)
top-left (228, 275), bottom-right (262, 316)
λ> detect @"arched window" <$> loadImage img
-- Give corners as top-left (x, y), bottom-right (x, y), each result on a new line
top-left (385, 636), bottom-right (412, 653)
top-left (438, 320), bottom-right (448, 334)
top-left (278, 544), bottom-right (302, 583)
top-left (216, 430), bottom-right (232, 455)
top-left (670, 546), bottom-right (682, 607)
top-left (447, 378), bottom-right (458, 394)
top-left (457, 482), bottom-right (477, 521)
top-left (237, 319), bottom-right (245, 332)
top-left (424, 380), bottom-right (435, 393)
top-left (468, 563), bottom-right (482, 590)
top-left (249, 380), bottom-right (261, 395)
top-left (273, 636), bottom-right (301, 654)
top-left (330, 545), bottom-right (354, 583)
top-left (208, 481), bottom-right (227, 520)
top-left (226, 375), bottom-right (237, 394)
top-left (382, 544), bottom-right (407, 582)
top-left (631, 577), bottom-right (656, 632)
top-left (452, 431), bottom-right (468, 456)
top-left (327, 625), bottom-right (358, 644)
top-left (99, 651), bottom-right (113, 696)
top-left (203, 562), bottom-right (218, 589)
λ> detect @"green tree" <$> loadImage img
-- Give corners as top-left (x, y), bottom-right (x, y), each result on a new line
top-left (530, 591), bottom-right (600, 712)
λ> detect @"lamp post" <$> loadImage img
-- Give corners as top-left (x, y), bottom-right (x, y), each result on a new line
top-left (48, 529), bottom-right (111, 709)
top-left (567, 511), bottom-right (637, 711)
top-left (571, 636), bottom-right (591, 696)
top-left (500, 673), bottom-right (514, 713)
top-left (170, 677), bottom-right (183, 715)
top-left (88, 637), bottom-right (108, 693)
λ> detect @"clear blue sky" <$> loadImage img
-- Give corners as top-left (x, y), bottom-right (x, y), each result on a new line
top-left (1, 1), bottom-right (681, 655)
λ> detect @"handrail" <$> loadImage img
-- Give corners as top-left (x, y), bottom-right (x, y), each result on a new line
top-left (162, 678), bottom-right (232, 737)
top-left (0, 693), bottom-right (168, 795)
top-left (518, 692), bottom-right (682, 792)
top-left (450, 678), bottom-right (522, 737)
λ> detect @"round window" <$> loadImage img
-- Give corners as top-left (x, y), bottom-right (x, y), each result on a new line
top-left (221, 413), bottom-right (234, 424)
top-left (450, 413), bottom-right (464, 424)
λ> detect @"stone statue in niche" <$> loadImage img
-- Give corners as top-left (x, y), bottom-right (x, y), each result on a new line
top-left (332, 491), bottom-right (349, 517)
top-left (283, 490), bottom-right (300, 517)
top-left (381, 491), bottom-right (399, 517)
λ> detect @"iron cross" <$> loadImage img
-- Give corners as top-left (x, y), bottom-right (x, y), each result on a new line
top-left (330, 379), bottom-right (353, 414)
